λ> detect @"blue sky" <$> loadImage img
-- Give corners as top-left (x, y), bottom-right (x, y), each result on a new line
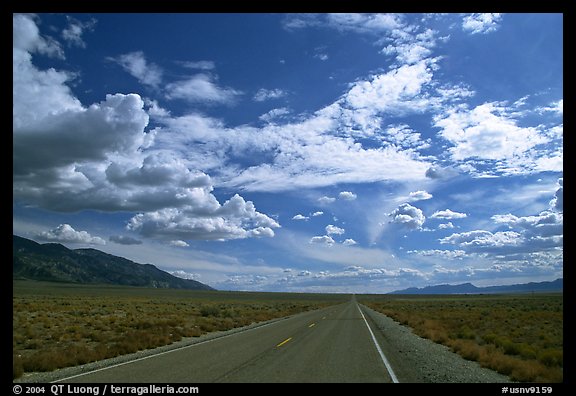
top-left (13, 13), bottom-right (563, 293)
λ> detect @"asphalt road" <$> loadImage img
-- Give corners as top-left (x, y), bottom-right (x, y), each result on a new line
top-left (59, 297), bottom-right (397, 383)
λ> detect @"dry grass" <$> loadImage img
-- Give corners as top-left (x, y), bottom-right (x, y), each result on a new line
top-left (359, 293), bottom-right (562, 383)
top-left (13, 281), bottom-right (346, 379)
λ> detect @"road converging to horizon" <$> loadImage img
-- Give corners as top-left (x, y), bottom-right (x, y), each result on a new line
top-left (58, 297), bottom-right (398, 383)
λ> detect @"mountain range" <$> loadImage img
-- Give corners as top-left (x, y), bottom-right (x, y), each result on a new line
top-left (389, 278), bottom-right (563, 294)
top-left (12, 235), bottom-right (214, 290)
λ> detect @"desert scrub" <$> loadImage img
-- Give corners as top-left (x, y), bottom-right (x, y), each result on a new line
top-left (358, 293), bottom-right (562, 383)
top-left (13, 280), bottom-right (346, 379)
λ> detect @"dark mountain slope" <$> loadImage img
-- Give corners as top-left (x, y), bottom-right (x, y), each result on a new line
top-left (13, 235), bottom-right (214, 290)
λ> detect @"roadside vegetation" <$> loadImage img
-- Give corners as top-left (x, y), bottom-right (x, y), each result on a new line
top-left (13, 280), bottom-right (346, 379)
top-left (358, 293), bottom-right (562, 382)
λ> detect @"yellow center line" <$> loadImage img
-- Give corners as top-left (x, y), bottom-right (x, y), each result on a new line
top-left (309, 323), bottom-right (316, 328)
top-left (276, 337), bottom-right (292, 347)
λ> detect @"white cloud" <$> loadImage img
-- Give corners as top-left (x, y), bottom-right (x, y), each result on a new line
top-left (408, 249), bottom-right (466, 259)
top-left (425, 166), bottom-right (458, 180)
top-left (435, 102), bottom-right (550, 174)
top-left (311, 211), bottom-right (324, 217)
top-left (13, 18), bottom-right (80, 128)
top-left (342, 238), bottom-right (358, 246)
top-left (338, 191), bottom-right (357, 201)
top-left (430, 209), bottom-right (468, 219)
top-left (440, 230), bottom-right (523, 250)
top-left (438, 222), bottom-right (455, 229)
top-left (492, 211), bottom-right (563, 239)
top-left (13, 14), bottom-right (64, 59)
top-left (178, 60), bottom-right (215, 70)
top-left (13, 14), bottom-right (280, 243)
top-left (462, 13), bottom-right (503, 34)
top-left (165, 73), bottom-right (242, 104)
top-left (381, 26), bottom-right (438, 65)
top-left (292, 214), bottom-right (309, 221)
top-left (326, 225), bottom-right (345, 235)
top-left (127, 194), bottom-right (280, 241)
top-left (108, 51), bottom-right (163, 88)
top-left (389, 203), bottom-right (426, 230)
top-left (169, 240), bottom-right (190, 247)
top-left (382, 124), bottom-right (431, 150)
top-left (259, 107), bottom-right (291, 123)
top-left (61, 16), bottom-right (97, 48)
top-left (408, 190), bottom-right (433, 201)
top-left (326, 13), bottom-right (402, 33)
top-left (109, 235), bottom-right (142, 245)
top-left (344, 61), bottom-right (434, 119)
top-left (310, 235), bottom-right (335, 246)
top-left (36, 224), bottom-right (106, 245)
top-left (318, 196), bottom-right (336, 205)
top-left (550, 178), bottom-right (563, 212)
top-left (169, 270), bottom-right (201, 280)
top-left (253, 88), bottom-right (287, 102)
top-left (537, 99), bottom-right (563, 116)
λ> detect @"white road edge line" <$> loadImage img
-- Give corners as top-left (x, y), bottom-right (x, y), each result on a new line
top-left (52, 314), bottom-right (291, 383)
top-left (357, 303), bottom-right (400, 383)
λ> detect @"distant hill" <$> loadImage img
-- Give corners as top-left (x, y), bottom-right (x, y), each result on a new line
top-left (12, 235), bottom-right (214, 290)
top-left (389, 278), bottom-right (563, 294)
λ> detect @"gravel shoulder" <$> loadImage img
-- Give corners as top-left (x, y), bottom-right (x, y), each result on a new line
top-left (360, 304), bottom-right (513, 383)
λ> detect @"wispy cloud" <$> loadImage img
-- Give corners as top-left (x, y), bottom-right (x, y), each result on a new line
top-left (253, 88), bottom-right (287, 102)
top-left (61, 16), bottom-right (97, 48)
top-left (165, 73), bottom-right (242, 104)
top-left (108, 51), bottom-right (163, 88)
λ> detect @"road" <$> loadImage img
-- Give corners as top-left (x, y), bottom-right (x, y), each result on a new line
top-left (59, 297), bottom-right (398, 383)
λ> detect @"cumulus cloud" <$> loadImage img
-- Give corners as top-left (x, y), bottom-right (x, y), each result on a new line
top-left (438, 222), bottom-right (455, 229)
top-left (312, 211), bottom-right (324, 217)
top-left (430, 209), bottom-right (468, 220)
top-left (13, 15), bottom-right (279, 243)
top-left (325, 225), bottom-right (345, 235)
top-left (338, 191), bottom-right (357, 201)
top-left (13, 14), bottom-right (64, 59)
top-left (109, 235), bottom-right (142, 245)
top-left (462, 13), bottom-right (503, 34)
top-left (127, 194), bottom-right (280, 241)
top-left (491, 211), bottom-right (563, 239)
top-left (425, 166), bottom-right (458, 179)
top-left (108, 51), bottom-right (163, 88)
top-left (169, 270), bottom-right (201, 280)
top-left (318, 196), bottom-right (336, 205)
top-left (389, 203), bottom-right (425, 229)
top-left (253, 88), bottom-right (287, 102)
top-left (440, 230), bottom-right (523, 251)
top-left (292, 214), bottom-right (309, 221)
top-left (408, 190), bottom-right (433, 201)
top-left (342, 238), bottom-right (358, 246)
top-left (36, 224), bottom-right (106, 245)
top-left (309, 235), bottom-right (335, 246)
top-left (550, 178), bottom-right (563, 212)
top-left (165, 73), bottom-right (241, 104)
top-left (169, 240), bottom-right (190, 247)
